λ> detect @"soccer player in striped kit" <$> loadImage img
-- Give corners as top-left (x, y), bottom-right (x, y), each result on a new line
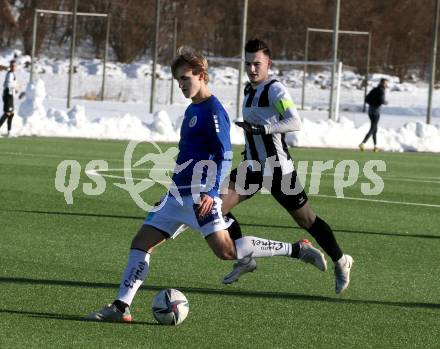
top-left (222, 39), bottom-right (353, 294)
top-left (85, 47), bottom-right (326, 322)
top-left (0, 60), bottom-right (18, 136)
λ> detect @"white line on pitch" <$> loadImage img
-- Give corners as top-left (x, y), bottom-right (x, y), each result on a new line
top-left (86, 170), bottom-right (440, 209)
top-left (311, 194), bottom-right (440, 208)
top-left (98, 168), bottom-right (440, 182)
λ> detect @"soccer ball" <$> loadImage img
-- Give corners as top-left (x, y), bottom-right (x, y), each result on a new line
top-left (151, 288), bottom-right (189, 325)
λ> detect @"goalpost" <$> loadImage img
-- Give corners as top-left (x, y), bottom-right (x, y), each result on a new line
top-left (30, 5), bottom-right (110, 108)
top-left (206, 56), bottom-right (340, 120)
top-left (302, 27), bottom-right (371, 114)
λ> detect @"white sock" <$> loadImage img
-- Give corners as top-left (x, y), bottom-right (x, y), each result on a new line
top-left (116, 249), bottom-right (150, 306)
top-left (235, 236), bottom-right (292, 259)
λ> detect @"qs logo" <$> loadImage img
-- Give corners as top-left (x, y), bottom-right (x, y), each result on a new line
top-left (54, 141), bottom-right (191, 211)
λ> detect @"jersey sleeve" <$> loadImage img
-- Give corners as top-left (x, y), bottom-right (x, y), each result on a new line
top-left (265, 82), bottom-right (302, 134)
top-left (206, 108), bottom-right (233, 198)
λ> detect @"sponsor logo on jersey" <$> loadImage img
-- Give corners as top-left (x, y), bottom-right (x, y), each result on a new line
top-left (189, 115), bottom-right (197, 127)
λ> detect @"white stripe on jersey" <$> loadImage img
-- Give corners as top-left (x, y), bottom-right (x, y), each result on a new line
top-left (213, 114), bottom-right (220, 133)
top-left (272, 133), bottom-right (294, 173)
top-left (3, 71), bottom-right (17, 91)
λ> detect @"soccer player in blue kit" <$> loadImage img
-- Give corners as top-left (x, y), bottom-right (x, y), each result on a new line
top-left (86, 47), bottom-right (326, 322)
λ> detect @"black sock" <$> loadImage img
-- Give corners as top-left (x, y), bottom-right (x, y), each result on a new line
top-left (113, 299), bottom-right (129, 313)
top-left (226, 212), bottom-right (242, 240)
top-left (290, 241), bottom-right (300, 258)
top-left (7, 113), bottom-right (13, 131)
top-left (307, 216), bottom-right (343, 262)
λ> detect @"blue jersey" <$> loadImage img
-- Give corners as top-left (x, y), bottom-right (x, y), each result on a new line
top-left (171, 95), bottom-right (232, 198)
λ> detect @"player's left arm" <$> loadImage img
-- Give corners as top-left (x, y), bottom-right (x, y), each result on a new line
top-left (206, 109), bottom-right (233, 199)
top-left (264, 83), bottom-right (302, 134)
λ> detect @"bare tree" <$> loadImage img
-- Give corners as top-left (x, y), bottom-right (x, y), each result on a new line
top-left (0, 0), bottom-right (437, 82)
top-left (0, 0), bottom-right (18, 48)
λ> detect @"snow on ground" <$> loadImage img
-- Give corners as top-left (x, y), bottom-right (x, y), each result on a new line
top-left (1, 51), bottom-right (440, 152)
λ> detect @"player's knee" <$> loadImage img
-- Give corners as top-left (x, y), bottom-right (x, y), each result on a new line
top-left (131, 225), bottom-right (166, 252)
top-left (291, 212), bottom-right (315, 229)
top-left (297, 217), bottom-right (314, 229)
top-left (289, 203), bottom-right (316, 230)
top-left (131, 232), bottom-right (150, 251)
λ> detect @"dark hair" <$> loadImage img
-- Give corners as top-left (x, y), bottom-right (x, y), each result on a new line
top-left (10, 60), bottom-right (16, 65)
top-left (171, 46), bottom-right (209, 83)
top-left (379, 78), bottom-right (388, 86)
top-left (245, 38), bottom-right (271, 58)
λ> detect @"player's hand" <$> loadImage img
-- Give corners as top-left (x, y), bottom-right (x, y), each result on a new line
top-left (197, 194), bottom-right (214, 218)
top-left (235, 121), bottom-right (266, 135)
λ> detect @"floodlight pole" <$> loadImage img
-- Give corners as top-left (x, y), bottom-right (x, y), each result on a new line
top-left (427, 0), bottom-right (439, 125)
top-left (67, 0), bottom-right (78, 109)
top-left (30, 9), bottom-right (38, 84)
top-left (329, 0), bottom-right (341, 120)
top-left (301, 29), bottom-right (310, 110)
top-left (335, 61), bottom-right (343, 122)
top-left (170, 16), bottom-right (177, 105)
top-left (101, 14), bottom-right (111, 101)
top-left (363, 32), bottom-right (372, 112)
top-left (150, 0), bottom-right (160, 114)
top-left (236, 0), bottom-right (248, 120)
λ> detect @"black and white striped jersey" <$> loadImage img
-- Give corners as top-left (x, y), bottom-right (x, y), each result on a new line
top-left (3, 71), bottom-right (17, 95)
top-left (242, 79), bottom-right (301, 175)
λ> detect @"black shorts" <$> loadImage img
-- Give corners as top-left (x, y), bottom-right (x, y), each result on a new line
top-left (228, 166), bottom-right (308, 211)
top-left (2, 91), bottom-right (14, 114)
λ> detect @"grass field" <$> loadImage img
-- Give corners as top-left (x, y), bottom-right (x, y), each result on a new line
top-left (1, 137), bottom-right (439, 348)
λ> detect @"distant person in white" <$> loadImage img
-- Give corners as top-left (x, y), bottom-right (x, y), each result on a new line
top-left (0, 60), bottom-right (18, 136)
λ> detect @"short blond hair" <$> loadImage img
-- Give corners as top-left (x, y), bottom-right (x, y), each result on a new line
top-left (171, 46), bottom-right (209, 84)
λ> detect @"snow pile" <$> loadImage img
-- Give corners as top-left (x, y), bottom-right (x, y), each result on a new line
top-left (1, 49), bottom-right (439, 152)
top-left (149, 110), bottom-right (179, 142)
top-left (12, 80), bottom-right (169, 140)
top-left (385, 121), bottom-right (440, 152)
top-left (287, 117), bottom-right (440, 152)
top-left (16, 79), bottom-right (47, 133)
top-left (4, 79), bottom-right (439, 153)
top-left (18, 79), bottom-right (46, 120)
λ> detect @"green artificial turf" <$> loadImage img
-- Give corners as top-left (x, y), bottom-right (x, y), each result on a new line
top-left (1, 137), bottom-right (439, 348)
